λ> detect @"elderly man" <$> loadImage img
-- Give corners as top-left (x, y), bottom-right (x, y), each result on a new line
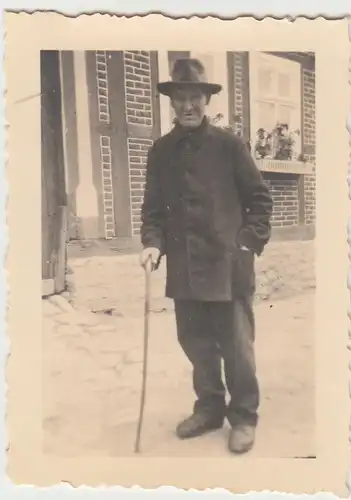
top-left (139, 58), bottom-right (273, 454)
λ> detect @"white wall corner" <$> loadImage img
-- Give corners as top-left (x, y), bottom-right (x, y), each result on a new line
top-left (73, 50), bottom-right (99, 239)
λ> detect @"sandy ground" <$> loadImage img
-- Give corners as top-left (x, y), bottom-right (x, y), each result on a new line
top-left (42, 240), bottom-right (315, 458)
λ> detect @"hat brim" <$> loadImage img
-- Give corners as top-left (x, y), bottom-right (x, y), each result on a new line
top-left (157, 81), bottom-right (222, 97)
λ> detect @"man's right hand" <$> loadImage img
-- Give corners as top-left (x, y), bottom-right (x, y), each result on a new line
top-left (139, 247), bottom-right (161, 270)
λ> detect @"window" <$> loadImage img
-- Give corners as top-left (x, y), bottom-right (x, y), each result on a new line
top-left (249, 52), bottom-right (302, 161)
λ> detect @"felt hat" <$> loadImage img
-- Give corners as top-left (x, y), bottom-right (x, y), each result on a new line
top-left (157, 58), bottom-right (222, 97)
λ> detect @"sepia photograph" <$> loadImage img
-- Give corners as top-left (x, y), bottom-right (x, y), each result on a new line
top-left (41, 49), bottom-right (316, 458)
top-left (5, 12), bottom-right (349, 493)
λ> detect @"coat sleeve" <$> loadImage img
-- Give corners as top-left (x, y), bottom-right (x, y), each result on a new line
top-left (140, 143), bottom-right (165, 255)
top-left (232, 137), bottom-right (273, 256)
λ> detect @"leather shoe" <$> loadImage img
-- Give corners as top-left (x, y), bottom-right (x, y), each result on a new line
top-left (228, 424), bottom-right (255, 454)
top-left (176, 413), bottom-right (224, 439)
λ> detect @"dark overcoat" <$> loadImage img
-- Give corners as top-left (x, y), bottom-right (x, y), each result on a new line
top-left (140, 118), bottom-right (273, 301)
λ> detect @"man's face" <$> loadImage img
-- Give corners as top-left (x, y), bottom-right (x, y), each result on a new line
top-left (171, 86), bottom-right (209, 129)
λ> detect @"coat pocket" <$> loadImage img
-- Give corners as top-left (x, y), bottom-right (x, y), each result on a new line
top-left (231, 247), bottom-right (256, 297)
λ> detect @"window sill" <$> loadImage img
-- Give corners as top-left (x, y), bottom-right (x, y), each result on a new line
top-left (255, 159), bottom-right (314, 175)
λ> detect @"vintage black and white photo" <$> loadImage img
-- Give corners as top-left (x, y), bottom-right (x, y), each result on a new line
top-left (5, 13), bottom-right (350, 494)
top-left (41, 49), bottom-right (316, 458)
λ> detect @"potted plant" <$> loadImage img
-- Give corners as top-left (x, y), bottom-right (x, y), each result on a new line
top-left (255, 128), bottom-right (272, 159)
top-left (254, 123), bottom-right (301, 161)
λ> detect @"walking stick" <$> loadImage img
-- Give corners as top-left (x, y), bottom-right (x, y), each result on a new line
top-left (134, 256), bottom-right (152, 453)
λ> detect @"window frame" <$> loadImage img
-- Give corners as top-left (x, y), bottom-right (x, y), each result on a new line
top-left (248, 51), bottom-right (303, 161)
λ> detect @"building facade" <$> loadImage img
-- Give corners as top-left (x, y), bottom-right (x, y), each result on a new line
top-left (59, 50), bottom-right (316, 244)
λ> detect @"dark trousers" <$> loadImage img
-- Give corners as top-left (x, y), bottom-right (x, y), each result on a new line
top-left (174, 295), bottom-right (259, 427)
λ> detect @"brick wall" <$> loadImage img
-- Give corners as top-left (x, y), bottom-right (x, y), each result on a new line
top-left (232, 53), bottom-right (244, 136)
top-left (99, 135), bottom-right (116, 238)
top-left (264, 174), bottom-right (299, 227)
top-left (95, 51), bottom-right (117, 239)
top-left (123, 51), bottom-right (154, 235)
top-left (124, 51), bottom-right (153, 126)
top-left (127, 137), bottom-right (153, 234)
top-left (302, 69), bottom-right (316, 225)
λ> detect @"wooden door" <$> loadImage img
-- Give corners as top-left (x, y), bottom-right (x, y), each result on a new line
top-left (41, 50), bottom-right (68, 295)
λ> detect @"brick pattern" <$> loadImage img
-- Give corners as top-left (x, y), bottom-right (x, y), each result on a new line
top-left (124, 51), bottom-right (153, 126)
top-left (95, 51), bottom-right (116, 239)
top-left (128, 137), bottom-right (154, 234)
top-left (264, 175), bottom-right (299, 227)
top-left (95, 51), bottom-right (110, 123)
top-left (100, 135), bottom-right (116, 239)
top-left (233, 53), bottom-right (244, 135)
top-left (302, 69), bottom-right (316, 225)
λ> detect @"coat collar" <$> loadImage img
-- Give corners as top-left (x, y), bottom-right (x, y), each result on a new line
top-left (169, 116), bottom-right (210, 147)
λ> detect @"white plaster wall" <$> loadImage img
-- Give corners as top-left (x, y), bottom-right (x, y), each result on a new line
top-left (73, 51), bottom-right (99, 238)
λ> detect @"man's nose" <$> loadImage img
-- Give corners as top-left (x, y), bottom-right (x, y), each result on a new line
top-left (182, 100), bottom-right (193, 111)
